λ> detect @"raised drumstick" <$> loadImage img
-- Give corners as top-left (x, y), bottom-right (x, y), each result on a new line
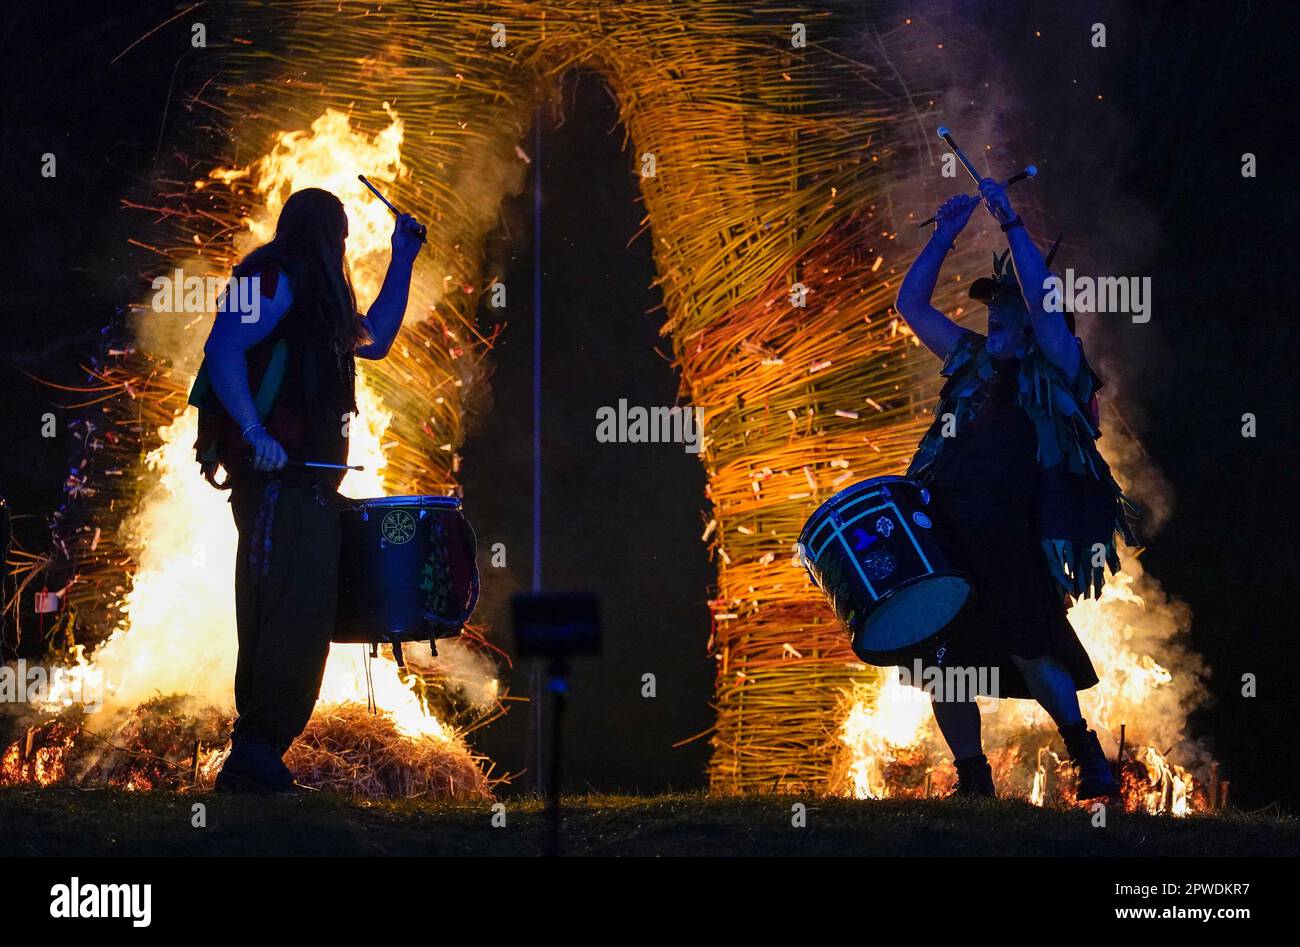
top-left (357, 174), bottom-right (401, 216)
top-left (937, 125), bottom-right (983, 185)
top-left (917, 166), bottom-right (1036, 228)
top-left (358, 174), bottom-right (428, 243)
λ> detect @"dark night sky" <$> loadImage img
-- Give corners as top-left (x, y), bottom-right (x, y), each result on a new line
top-left (2, 2), bottom-right (1298, 806)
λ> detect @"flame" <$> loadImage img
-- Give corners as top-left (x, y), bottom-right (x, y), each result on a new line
top-left (838, 544), bottom-right (1210, 814)
top-left (837, 554), bottom-right (1211, 811)
top-left (840, 672), bottom-right (930, 799)
top-left (212, 104), bottom-right (408, 260)
top-left (29, 106), bottom-right (490, 755)
top-left (1028, 747), bottom-right (1048, 808)
top-left (0, 725), bottom-right (76, 787)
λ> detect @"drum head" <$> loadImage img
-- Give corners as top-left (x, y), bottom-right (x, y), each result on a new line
top-left (855, 575), bottom-right (971, 663)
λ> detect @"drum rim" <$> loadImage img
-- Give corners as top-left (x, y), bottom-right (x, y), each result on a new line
top-left (344, 494), bottom-right (463, 509)
top-left (848, 570), bottom-right (972, 665)
top-left (798, 474), bottom-right (923, 545)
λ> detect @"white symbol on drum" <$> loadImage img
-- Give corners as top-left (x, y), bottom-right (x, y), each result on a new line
top-left (381, 509), bottom-right (417, 545)
top-left (875, 515), bottom-right (894, 537)
top-left (912, 511), bottom-right (932, 529)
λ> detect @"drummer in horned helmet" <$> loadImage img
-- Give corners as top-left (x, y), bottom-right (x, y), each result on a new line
top-left (189, 189), bottom-right (427, 792)
top-left (893, 178), bottom-right (1136, 800)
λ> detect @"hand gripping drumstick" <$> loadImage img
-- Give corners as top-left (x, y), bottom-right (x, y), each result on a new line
top-left (917, 165), bottom-right (1037, 228)
top-left (917, 125), bottom-right (1038, 227)
top-left (357, 174), bottom-right (427, 243)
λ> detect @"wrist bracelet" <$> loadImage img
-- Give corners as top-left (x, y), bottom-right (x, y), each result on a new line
top-left (241, 422), bottom-right (265, 440)
top-left (1000, 216), bottom-right (1024, 232)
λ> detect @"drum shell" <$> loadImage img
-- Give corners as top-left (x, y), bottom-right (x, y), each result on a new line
top-left (333, 495), bottom-right (479, 645)
top-left (798, 476), bottom-right (971, 665)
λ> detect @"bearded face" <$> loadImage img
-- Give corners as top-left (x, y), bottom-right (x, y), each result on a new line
top-left (986, 293), bottom-right (1030, 359)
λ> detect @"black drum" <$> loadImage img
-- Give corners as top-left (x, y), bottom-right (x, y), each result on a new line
top-left (334, 495), bottom-right (480, 652)
top-left (798, 476), bottom-right (971, 665)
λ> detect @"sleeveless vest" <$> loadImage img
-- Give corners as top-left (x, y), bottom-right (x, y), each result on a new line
top-left (189, 265), bottom-right (352, 490)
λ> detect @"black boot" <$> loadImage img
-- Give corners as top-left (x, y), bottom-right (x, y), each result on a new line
top-left (214, 731), bottom-right (297, 794)
top-left (950, 754), bottom-right (996, 799)
top-left (1060, 721), bottom-right (1119, 800)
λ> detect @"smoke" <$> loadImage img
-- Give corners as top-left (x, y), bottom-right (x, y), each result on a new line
top-left (399, 638), bottom-right (502, 714)
top-left (438, 100), bottom-right (535, 444)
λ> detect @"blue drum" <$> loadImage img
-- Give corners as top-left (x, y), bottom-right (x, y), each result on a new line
top-left (333, 495), bottom-right (480, 655)
top-left (798, 476), bottom-right (971, 666)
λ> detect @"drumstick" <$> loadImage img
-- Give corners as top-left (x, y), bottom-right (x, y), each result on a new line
top-left (358, 174), bottom-right (427, 244)
top-left (917, 166), bottom-right (1036, 228)
top-left (245, 453), bottom-right (364, 472)
top-left (937, 126), bottom-right (983, 185)
top-left (357, 174), bottom-right (401, 216)
top-left (290, 460), bottom-right (365, 471)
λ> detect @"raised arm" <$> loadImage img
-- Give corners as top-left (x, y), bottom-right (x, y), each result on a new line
top-left (356, 212), bottom-right (426, 360)
top-left (977, 177), bottom-right (1080, 380)
top-left (895, 194), bottom-right (979, 360)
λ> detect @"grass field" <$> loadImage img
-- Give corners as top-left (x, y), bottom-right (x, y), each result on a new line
top-left (3, 788), bottom-right (1297, 856)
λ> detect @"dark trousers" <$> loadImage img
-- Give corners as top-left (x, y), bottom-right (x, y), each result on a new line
top-left (230, 482), bottom-right (340, 752)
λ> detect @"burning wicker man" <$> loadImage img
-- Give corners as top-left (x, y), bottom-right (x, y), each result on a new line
top-left (188, 188), bottom-right (427, 792)
top-left (890, 176), bottom-right (1137, 800)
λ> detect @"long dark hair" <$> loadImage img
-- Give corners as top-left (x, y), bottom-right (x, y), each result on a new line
top-left (233, 188), bottom-right (368, 410)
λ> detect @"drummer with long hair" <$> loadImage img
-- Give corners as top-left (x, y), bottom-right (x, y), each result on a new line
top-left (894, 179), bottom-right (1135, 800)
top-left (191, 188), bottom-right (426, 792)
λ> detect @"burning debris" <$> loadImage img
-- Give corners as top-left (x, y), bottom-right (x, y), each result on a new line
top-left (2, 697), bottom-right (492, 800)
top-left (832, 554), bottom-right (1214, 815)
top-left (1, 698), bottom-right (229, 792)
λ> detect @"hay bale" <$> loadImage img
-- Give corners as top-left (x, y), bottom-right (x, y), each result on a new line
top-left (285, 704), bottom-right (491, 800)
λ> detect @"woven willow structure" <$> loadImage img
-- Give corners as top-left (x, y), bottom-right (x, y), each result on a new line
top-left (69, 1), bottom-right (989, 793)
